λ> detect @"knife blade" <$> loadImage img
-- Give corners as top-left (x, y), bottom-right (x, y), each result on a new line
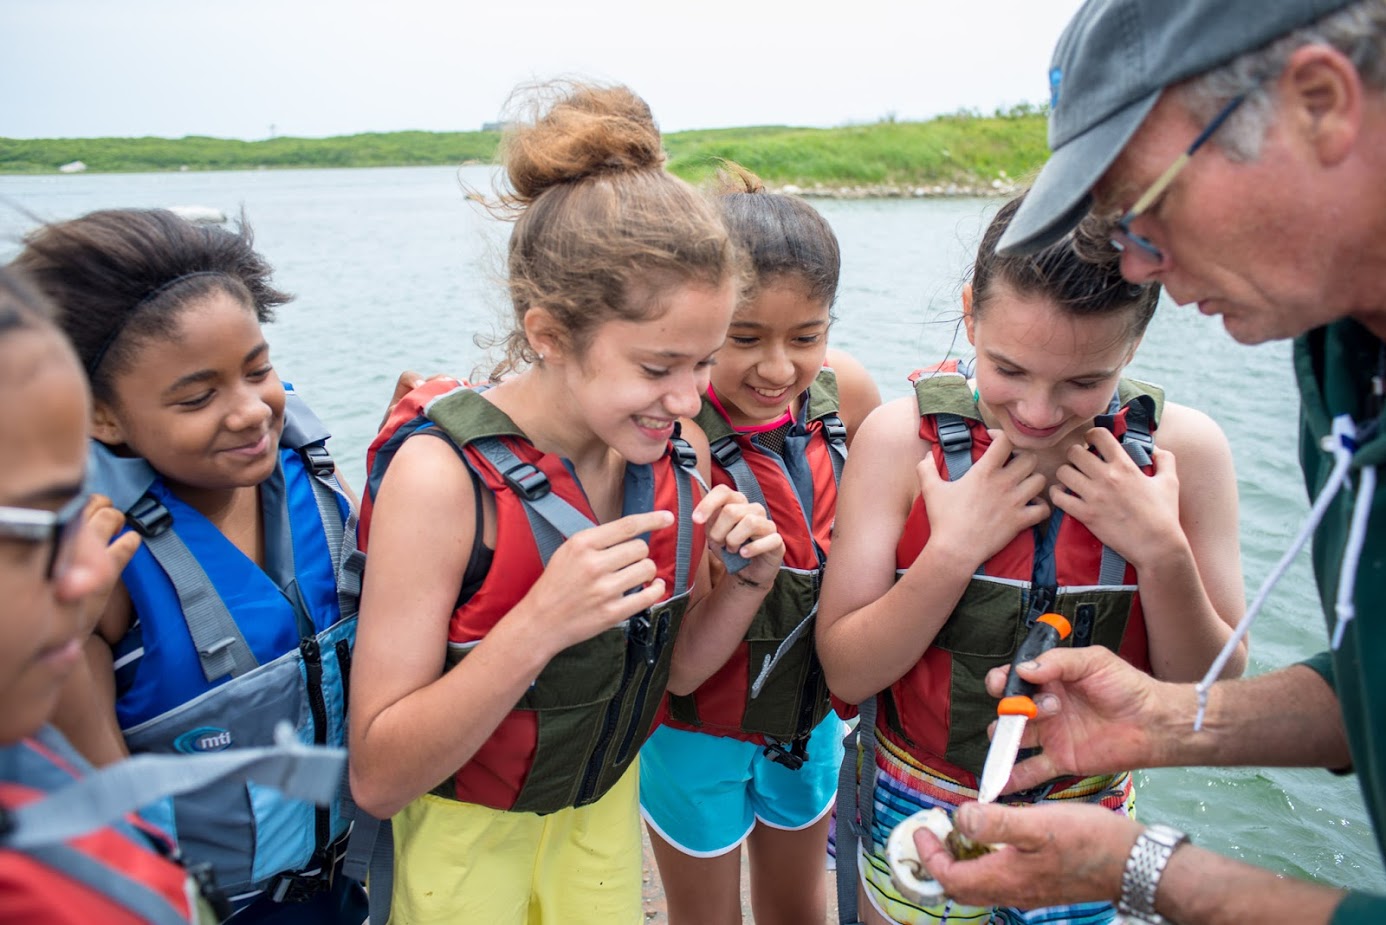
top-left (978, 611), bottom-right (1072, 803)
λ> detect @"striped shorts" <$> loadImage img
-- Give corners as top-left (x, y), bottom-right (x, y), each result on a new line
top-left (859, 733), bottom-right (1135, 925)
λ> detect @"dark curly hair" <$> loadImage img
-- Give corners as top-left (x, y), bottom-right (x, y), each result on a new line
top-left (11, 208), bottom-right (290, 402)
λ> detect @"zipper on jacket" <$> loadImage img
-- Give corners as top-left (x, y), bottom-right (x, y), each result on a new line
top-left (300, 636), bottom-right (330, 864)
top-left (576, 637), bottom-right (642, 806)
top-left (334, 637), bottom-right (353, 717)
top-left (613, 609), bottom-right (669, 765)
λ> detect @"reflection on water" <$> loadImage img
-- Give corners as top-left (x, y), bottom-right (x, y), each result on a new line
top-left (2, 165), bottom-right (1380, 892)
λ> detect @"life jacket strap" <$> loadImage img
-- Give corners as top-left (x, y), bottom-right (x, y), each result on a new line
top-left (934, 413), bottom-right (974, 481)
top-left (834, 695), bottom-right (879, 925)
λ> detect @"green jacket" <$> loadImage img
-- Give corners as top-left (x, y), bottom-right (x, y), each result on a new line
top-left (1294, 319), bottom-right (1386, 922)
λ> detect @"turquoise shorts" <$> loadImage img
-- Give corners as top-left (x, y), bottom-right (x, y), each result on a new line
top-left (638, 713), bottom-right (845, 857)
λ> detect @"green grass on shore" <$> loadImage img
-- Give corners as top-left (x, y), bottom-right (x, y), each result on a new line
top-left (0, 108), bottom-right (1050, 190)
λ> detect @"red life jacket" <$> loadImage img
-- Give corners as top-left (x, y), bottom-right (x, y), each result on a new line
top-left (0, 727), bottom-right (199, 925)
top-left (877, 362), bottom-right (1162, 785)
top-left (665, 368), bottom-right (845, 762)
top-left (362, 379), bottom-right (705, 814)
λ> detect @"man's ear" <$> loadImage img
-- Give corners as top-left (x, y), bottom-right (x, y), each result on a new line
top-left (1281, 44), bottom-right (1361, 167)
top-left (90, 401), bottom-right (125, 447)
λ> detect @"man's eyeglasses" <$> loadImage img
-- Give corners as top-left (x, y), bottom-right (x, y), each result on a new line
top-left (0, 493), bottom-right (90, 580)
top-left (1110, 94), bottom-right (1247, 265)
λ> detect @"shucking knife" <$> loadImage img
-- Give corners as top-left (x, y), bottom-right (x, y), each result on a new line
top-left (977, 610), bottom-right (1072, 803)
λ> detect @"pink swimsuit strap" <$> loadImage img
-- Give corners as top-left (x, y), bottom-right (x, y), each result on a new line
top-left (706, 385), bottom-right (794, 435)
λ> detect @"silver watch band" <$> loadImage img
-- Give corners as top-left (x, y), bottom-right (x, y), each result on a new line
top-left (1118, 822), bottom-right (1189, 924)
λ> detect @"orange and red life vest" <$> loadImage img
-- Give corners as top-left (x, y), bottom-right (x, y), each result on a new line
top-left (362, 380), bottom-right (705, 814)
top-left (876, 362), bottom-right (1162, 785)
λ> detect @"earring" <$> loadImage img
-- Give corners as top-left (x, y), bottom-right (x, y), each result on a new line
top-left (537, 352), bottom-right (546, 363)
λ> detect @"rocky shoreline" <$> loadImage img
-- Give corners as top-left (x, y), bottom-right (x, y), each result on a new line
top-left (771, 176), bottom-right (1022, 200)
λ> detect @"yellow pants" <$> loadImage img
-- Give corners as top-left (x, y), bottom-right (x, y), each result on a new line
top-left (386, 762), bottom-right (643, 924)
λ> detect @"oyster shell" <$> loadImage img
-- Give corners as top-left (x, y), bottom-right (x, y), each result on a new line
top-left (886, 808), bottom-right (997, 905)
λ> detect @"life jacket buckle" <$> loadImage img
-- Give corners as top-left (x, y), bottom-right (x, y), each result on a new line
top-left (935, 417), bottom-right (973, 455)
top-left (268, 859), bottom-right (333, 904)
top-left (762, 738), bottom-right (808, 770)
top-left (822, 414), bottom-right (847, 446)
top-left (670, 437), bottom-right (699, 473)
top-left (186, 862), bottom-right (233, 921)
top-left (710, 437), bottom-right (743, 470)
top-left (501, 462), bottom-right (551, 501)
top-left (627, 607), bottom-right (668, 666)
top-left (302, 444), bottom-right (336, 479)
top-left (127, 495), bottom-right (173, 538)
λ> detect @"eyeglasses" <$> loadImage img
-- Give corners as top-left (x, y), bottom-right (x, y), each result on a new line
top-left (1110, 94), bottom-right (1247, 265)
top-left (0, 492), bottom-right (90, 580)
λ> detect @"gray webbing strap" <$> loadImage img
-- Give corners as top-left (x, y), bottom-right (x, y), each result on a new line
top-left (749, 602), bottom-right (817, 698)
top-left (823, 414), bottom-right (848, 486)
top-left (4, 729), bottom-right (345, 850)
top-left (934, 413), bottom-right (974, 481)
top-left (835, 695), bottom-right (879, 924)
top-left (1098, 545), bottom-right (1130, 586)
top-left (342, 813), bottom-right (393, 925)
top-left (305, 465), bottom-right (363, 622)
top-left (140, 527), bottom-right (259, 683)
top-left (712, 436), bottom-right (770, 511)
top-left (26, 841), bottom-right (194, 925)
top-left (471, 437), bottom-right (598, 564)
top-left (702, 437), bottom-right (759, 575)
top-left (672, 457), bottom-right (695, 597)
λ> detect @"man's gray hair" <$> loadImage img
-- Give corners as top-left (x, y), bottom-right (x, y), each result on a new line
top-left (1178, 0), bottom-right (1386, 160)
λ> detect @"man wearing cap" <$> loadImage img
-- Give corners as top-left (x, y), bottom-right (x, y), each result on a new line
top-left (913, 1), bottom-right (1386, 923)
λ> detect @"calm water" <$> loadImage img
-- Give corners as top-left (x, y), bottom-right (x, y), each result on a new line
top-left (2, 165), bottom-right (1381, 893)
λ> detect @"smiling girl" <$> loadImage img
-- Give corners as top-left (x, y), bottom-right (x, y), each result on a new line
top-left (346, 83), bottom-right (783, 924)
top-left (13, 211), bottom-right (368, 924)
top-left (816, 193), bottom-right (1247, 925)
top-left (638, 165), bottom-right (879, 925)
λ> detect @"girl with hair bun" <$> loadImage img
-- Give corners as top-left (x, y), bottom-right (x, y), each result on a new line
top-left (640, 163), bottom-right (880, 925)
top-left (348, 82), bottom-right (785, 924)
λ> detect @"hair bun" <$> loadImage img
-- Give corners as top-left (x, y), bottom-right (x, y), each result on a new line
top-left (711, 160), bottom-right (765, 195)
top-left (501, 82), bottom-right (666, 204)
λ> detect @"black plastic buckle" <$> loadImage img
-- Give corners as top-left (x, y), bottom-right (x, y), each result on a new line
top-left (762, 739), bottom-right (808, 771)
top-left (936, 417), bottom-right (972, 455)
top-left (627, 607), bottom-right (667, 666)
top-left (186, 861), bottom-right (234, 921)
top-left (710, 438), bottom-right (743, 470)
top-left (127, 496), bottom-right (173, 538)
top-left (670, 437), bottom-right (699, 473)
top-left (302, 444), bottom-right (336, 479)
top-left (501, 462), bottom-right (551, 501)
top-left (269, 861), bottom-right (333, 904)
top-left (822, 414), bottom-right (847, 446)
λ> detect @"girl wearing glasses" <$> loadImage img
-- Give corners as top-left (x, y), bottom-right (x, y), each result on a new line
top-left (12, 212), bottom-right (370, 924)
top-left (0, 265), bottom-right (213, 923)
top-left (816, 193), bottom-right (1247, 925)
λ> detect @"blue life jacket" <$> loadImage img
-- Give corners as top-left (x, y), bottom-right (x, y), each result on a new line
top-left (86, 385), bottom-right (362, 907)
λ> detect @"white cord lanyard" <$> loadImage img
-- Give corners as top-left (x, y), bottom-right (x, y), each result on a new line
top-left (1194, 413), bottom-right (1375, 730)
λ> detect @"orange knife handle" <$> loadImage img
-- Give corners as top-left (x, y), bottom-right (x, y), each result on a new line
top-left (1000, 612), bottom-right (1072, 700)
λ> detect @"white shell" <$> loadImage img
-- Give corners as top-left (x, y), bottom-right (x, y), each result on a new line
top-left (885, 807), bottom-right (954, 905)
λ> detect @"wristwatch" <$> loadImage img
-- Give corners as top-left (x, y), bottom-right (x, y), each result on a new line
top-left (1118, 822), bottom-right (1189, 924)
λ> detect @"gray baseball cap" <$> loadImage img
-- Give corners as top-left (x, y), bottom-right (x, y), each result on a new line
top-left (998, 0), bottom-right (1362, 255)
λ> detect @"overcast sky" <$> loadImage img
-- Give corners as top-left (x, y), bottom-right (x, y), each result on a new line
top-left (4, 0), bottom-right (1085, 140)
